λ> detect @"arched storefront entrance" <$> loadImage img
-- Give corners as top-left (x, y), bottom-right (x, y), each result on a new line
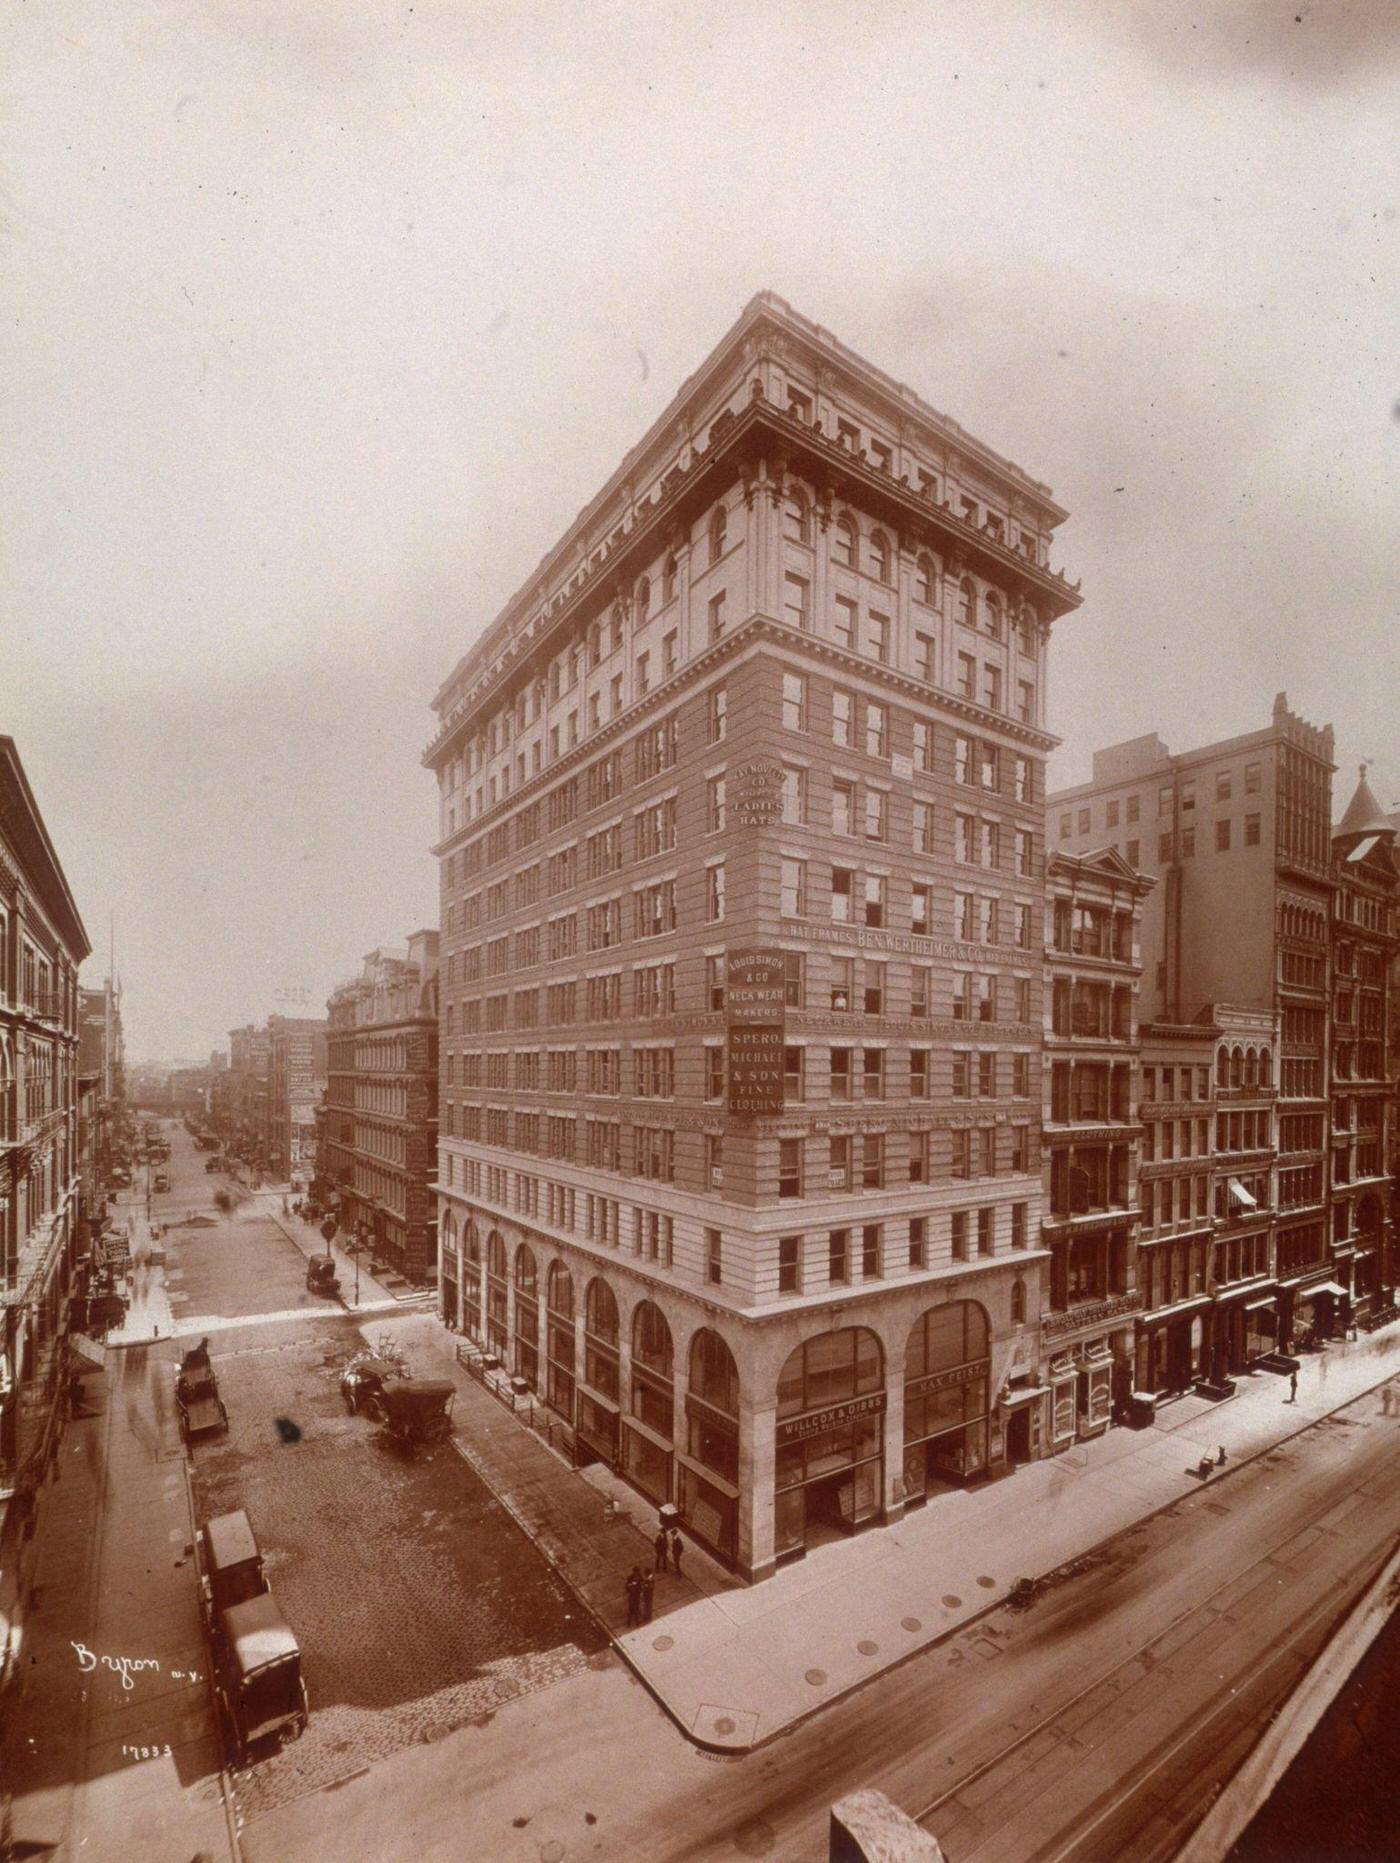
top-left (577, 1278), bottom-right (621, 1467)
top-left (680, 1329), bottom-right (740, 1565)
top-left (461, 1221), bottom-right (482, 1343)
top-left (514, 1245), bottom-right (539, 1387)
top-left (486, 1231), bottom-right (509, 1359)
top-left (624, 1301), bottom-right (674, 1504)
top-left (775, 1327), bottom-right (884, 1560)
top-left (439, 1211), bottom-right (458, 1330)
top-left (902, 1302), bottom-right (990, 1505)
top-left (545, 1263), bottom-right (575, 1421)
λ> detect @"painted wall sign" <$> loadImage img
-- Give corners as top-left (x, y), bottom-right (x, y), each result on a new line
top-left (728, 1025), bottom-right (784, 1115)
top-left (733, 762), bottom-right (785, 828)
top-left (776, 1390), bottom-right (887, 1445)
top-left (725, 951), bottom-right (787, 1024)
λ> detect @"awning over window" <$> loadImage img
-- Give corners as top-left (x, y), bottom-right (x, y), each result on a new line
top-left (1245, 1294), bottom-right (1276, 1312)
top-left (1297, 1281), bottom-right (1348, 1302)
top-left (1228, 1179), bottom-right (1258, 1208)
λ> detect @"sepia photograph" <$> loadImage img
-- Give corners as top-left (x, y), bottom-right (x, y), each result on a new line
top-left (2, 3), bottom-right (1397, 1859)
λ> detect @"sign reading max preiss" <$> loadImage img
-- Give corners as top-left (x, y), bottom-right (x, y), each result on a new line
top-left (727, 949), bottom-right (785, 1115)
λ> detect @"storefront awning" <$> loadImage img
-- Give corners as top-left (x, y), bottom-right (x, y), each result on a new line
top-left (1245, 1294), bottom-right (1277, 1312)
top-left (1228, 1179), bottom-right (1258, 1208)
top-left (1000, 1384), bottom-right (1049, 1408)
top-left (1308, 1281), bottom-right (1349, 1299)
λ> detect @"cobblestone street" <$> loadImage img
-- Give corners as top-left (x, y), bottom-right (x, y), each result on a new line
top-left (187, 1316), bottom-right (606, 1825)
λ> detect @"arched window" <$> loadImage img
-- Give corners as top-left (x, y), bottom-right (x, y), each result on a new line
top-left (831, 514), bottom-right (857, 568)
top-left (984, 591), bottom-right (1003, 640)
top-left (784, 490), bottom-right (811, 547)
top-left (630, 1302), bottom-right (674, 1448)
top-left (915, 554), bottom-right (936, 605)
top-left (1244, 1048), bottom-right (1258, 1087)
top-left (777, 1327), bottom-right (882, 1419)
top-left (635, 576), bottom-right (651, 621)
top-left (1230, 1046), bottom-right (1244, 1089)
top-left (1011, 1279), bottom-right (1027, 1326)
top-left (461, 1220), bottom-right (482, 1342)
top-left (709, 503), bottom-right (728, 564)
top-left (485, 1231), bottom-right (508, 1355)
top-left (581, 1279), bottom-right (621, 1450)
top-left (584, 1277), bottom-right (619, 1345)
top-left (869, 530), bottom-right (892, 585)
top-left (546, 1264), bottom-right (575, 1420)
top-left (1217, 1048), bottom-right (1230, 1088)
top-left (689, 1328), bottom-right (740, 1416)
top-left (1258, 1047), bottom-right (1272, 1086)
top-left (514, 1244), bottom-right (539, 1386)
top-left (958, 577), bottom-right (975, 627)
top-left (663, 555), bottom-right (678, 604)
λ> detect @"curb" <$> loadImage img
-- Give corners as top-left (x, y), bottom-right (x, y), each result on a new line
top-left (472, 1338), bottom-right (1399, 1757)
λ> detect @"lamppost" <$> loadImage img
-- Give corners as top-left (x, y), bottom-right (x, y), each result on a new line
top-left (354, 1220), bottom-right (369, 1308)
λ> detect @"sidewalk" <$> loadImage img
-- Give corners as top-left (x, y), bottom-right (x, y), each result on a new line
top-left (253, 1195), bottom-right (431, 1310)
top-left (2, 1344), bottom-right (233, 1862)
top-left (370, 1311), bottom-right (1400, 1753)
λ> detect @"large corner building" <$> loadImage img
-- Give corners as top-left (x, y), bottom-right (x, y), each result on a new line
top-left (425, 294), bottom-right (1082, 1579)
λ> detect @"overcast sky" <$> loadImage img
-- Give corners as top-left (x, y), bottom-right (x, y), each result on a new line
top-left (5, 0), bottom-right (1396, 1062)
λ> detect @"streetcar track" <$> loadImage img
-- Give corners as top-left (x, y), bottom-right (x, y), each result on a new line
top-left (911, 1443), bottom-right (1400, 1838)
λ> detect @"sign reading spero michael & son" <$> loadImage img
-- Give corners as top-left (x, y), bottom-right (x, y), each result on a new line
top-left (727, 950), bottom-right (785, 1116)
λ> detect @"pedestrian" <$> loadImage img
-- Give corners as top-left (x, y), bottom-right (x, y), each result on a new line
top-left (1287, 1368), bottom-right (1298, 1403)
top-left (640, 1568), bottom-right (654, 1624)
top-left (625, 1566), bottom-right (642, 1628)
top-left (670, 1527), bottom-right (684, 1577)
top-left (653, 1527), bottom-right (669, 1574)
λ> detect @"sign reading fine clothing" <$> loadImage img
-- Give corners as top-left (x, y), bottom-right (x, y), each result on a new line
top-left (776, 1390), bottom-right (887, 1445)
top-left (727, 949), bottom-right (786, 1117)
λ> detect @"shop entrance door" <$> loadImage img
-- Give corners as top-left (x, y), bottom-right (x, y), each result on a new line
top-left (1006, 1407), bottom-right (1032, 1465)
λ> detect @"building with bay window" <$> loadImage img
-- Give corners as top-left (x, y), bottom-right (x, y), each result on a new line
top-left (428, 293), bottom-right (1081, 1580)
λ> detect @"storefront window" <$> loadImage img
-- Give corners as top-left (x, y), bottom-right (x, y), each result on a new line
top-left (546, 1261), bottom-right (575, 1422)
top-left (513, 1244), bottom-right (538, 1387)
top-left (486, 1230), bottom-right (509, 1357)
top-left (903, 1301), bottom-right (990, 1501)
top-left (461, 1219), bottom-right (482, 1342)
top-left (583, 1278), bottom-right (620, 1402)
top-left (630, 1301), bottom-right (674, 1439)
top-left (774, 1328), bottom-right (885, 1558)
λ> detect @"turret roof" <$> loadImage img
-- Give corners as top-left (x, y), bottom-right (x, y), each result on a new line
top-left (1336, 765), bottom-right (1393, 841)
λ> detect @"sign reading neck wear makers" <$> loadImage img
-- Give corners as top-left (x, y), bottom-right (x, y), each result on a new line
top-left (727, 949), bottom-right (785, 1116)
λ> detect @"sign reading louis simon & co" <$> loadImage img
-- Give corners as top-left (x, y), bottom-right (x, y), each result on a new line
top-left (776, 1390), bottom-right (886, 1445)
top-left (725, 950), bottom-right (787, 1025)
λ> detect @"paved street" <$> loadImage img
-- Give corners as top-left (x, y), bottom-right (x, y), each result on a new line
top-left (186, 1313), bottom-right (606, 1828)
top-left (239, 1365), bottom-right (1400, 1863)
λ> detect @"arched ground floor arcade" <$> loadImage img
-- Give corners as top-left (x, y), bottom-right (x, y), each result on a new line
top-left (437, 1193), bottom-right (1045, 1582)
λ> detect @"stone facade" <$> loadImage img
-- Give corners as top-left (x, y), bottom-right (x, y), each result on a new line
top-left (425, 294), bottom-right (1082, 1579)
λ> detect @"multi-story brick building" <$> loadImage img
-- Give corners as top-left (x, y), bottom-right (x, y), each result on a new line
top-left (226, 1022), bottom-right (270, 1164)
top-left (320, 934), bottom-right (439, 1284)
top-left (0, 739), bottom-right (90, 1584)
top-left (1040, 847), bottom-right (1152, 1450)
top-left (1051, 696), bottom-right (1339, 1350)
top-left (1328, 771), bottom-right (1397, 1320)
top-left (425, 293), bottom-right (1082, 1579)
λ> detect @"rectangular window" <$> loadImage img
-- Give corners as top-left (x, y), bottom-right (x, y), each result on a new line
top-left (913, 720), bottom-right (934, 773)
top-left (1017, 681), bottom-right (1034, 724)
top-left (1106, 799), bottom-right (1120, 827)
top-left (782, 673), bottom-right (806, 732)
top-left (706, 774), bottom-right (726, 833)
top-left (982, 665), bottom-right (1002, 712)
top-left (865, 702), bottom-right (888, 759)
top-left (708, 685), bottom-right (727, 742)
top-left (977, 1207), bottom-right (994, 1256)
top-left (913, 801), bottom-right (935, 853)
top-left (915, 632), bottom-right (936, 682)
top-left (831, 866), bottom-right (854, 923)
top-left (864, 789), bottom-right (887, 842)
top-left (863, 873), bottom-right (885, 927)
top-left (784, 573), bottom-right (810, 632)
top-left (909, 1131), bottom-right (930, 1185)
top-left (833, 689), bottom-right (855, 747)
top-left (779, 1235), bottom-right (802, 1294)
top-left (708, 592), bottom-right (727, 643)
top-left (784, 1045), bottom-right (805, 1102)
top-left (781, 764), bottom-right (808, 825)
top-left (780, 857), bottom-right (808, 918)
top-left (957, 652), bottom-right (976, 700)
top-left (831, 958), bottom-right (855, 1011)
top-left (861, 1225), bottom-right (882, 1279)
top-left (911, 882), bottom-right (933, 936)
top-left (862, 1047), bottom-right (885, 1099)
top-left (952, 1211), bottom-right (969, 1259)
top-left (909, 1216), bottom-right (927, 1269)
top-left (706, 1227), bottom-right (722, 1286)
top-left (1216, 818), bottom-right (1232, 852)
top-left (706, 863), bottom-right (726, 921)
top-left (828, 1229), bottom-right (850, 1286)
top-left (1011, 1203), bottom-right (1027, 1250)
top-left (833, 779), bottom-right (856, 838)
top-left (705, 1046), bottom-right (724, 1101)
top-left (1245, 812), bottom-right (1260, 846)
top-left (784, 951), bottom-right (805, 1008)
top-left (867, 613), bottom-right (890, 665)
top-left (834, 596), bottom-right (857, 650)
top-left (911, 966), bottom-right (931, 1019)
top-left (830, 1046), bottom-right (852, 1101)
top-left (910, 1049), bottom-right (929, 1098)
top-left (779, 1137), bottom-right (803, 1198)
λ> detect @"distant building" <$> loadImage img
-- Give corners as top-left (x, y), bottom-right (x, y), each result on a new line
top-left (319, 935), bottom-right (439, 1283)
top-left (227, 1023), bottom-right (271, 1163)
top-left (266, 1017), bottom-right (327, 1186)
top-left (0, 738), bottom-right (91, 1621)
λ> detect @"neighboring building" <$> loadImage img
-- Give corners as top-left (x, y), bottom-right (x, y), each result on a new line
top-left (1040, 847), bottom-right (1153, 1451)
top-left (266, 1016), bottom-right (327, 1186)
top-left (0, 738), bottom-right (91, 1647)
top-left (425, 293), bottom-right (1082, 1579)
top-left (226, 1023), bottom-right (271, 1163)
top-left (319, 934), bottom-right (439, 1284)
top-left (1328, 771), bottom-right (1397, 1319)
top-left (1051, 697), bottom-right (1340, 1348)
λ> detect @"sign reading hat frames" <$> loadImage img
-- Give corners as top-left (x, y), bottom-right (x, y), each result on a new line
top-left (726, 949), bottom-right (785, 1116)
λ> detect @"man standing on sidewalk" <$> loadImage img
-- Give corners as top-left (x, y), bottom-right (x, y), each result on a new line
top-left (1288, 1368), bottom-right (1298, 1403)
top-left (625, 1567), bottom-right (642, 1627)
top-left (653, 1526), bottom-right (670, 1574)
